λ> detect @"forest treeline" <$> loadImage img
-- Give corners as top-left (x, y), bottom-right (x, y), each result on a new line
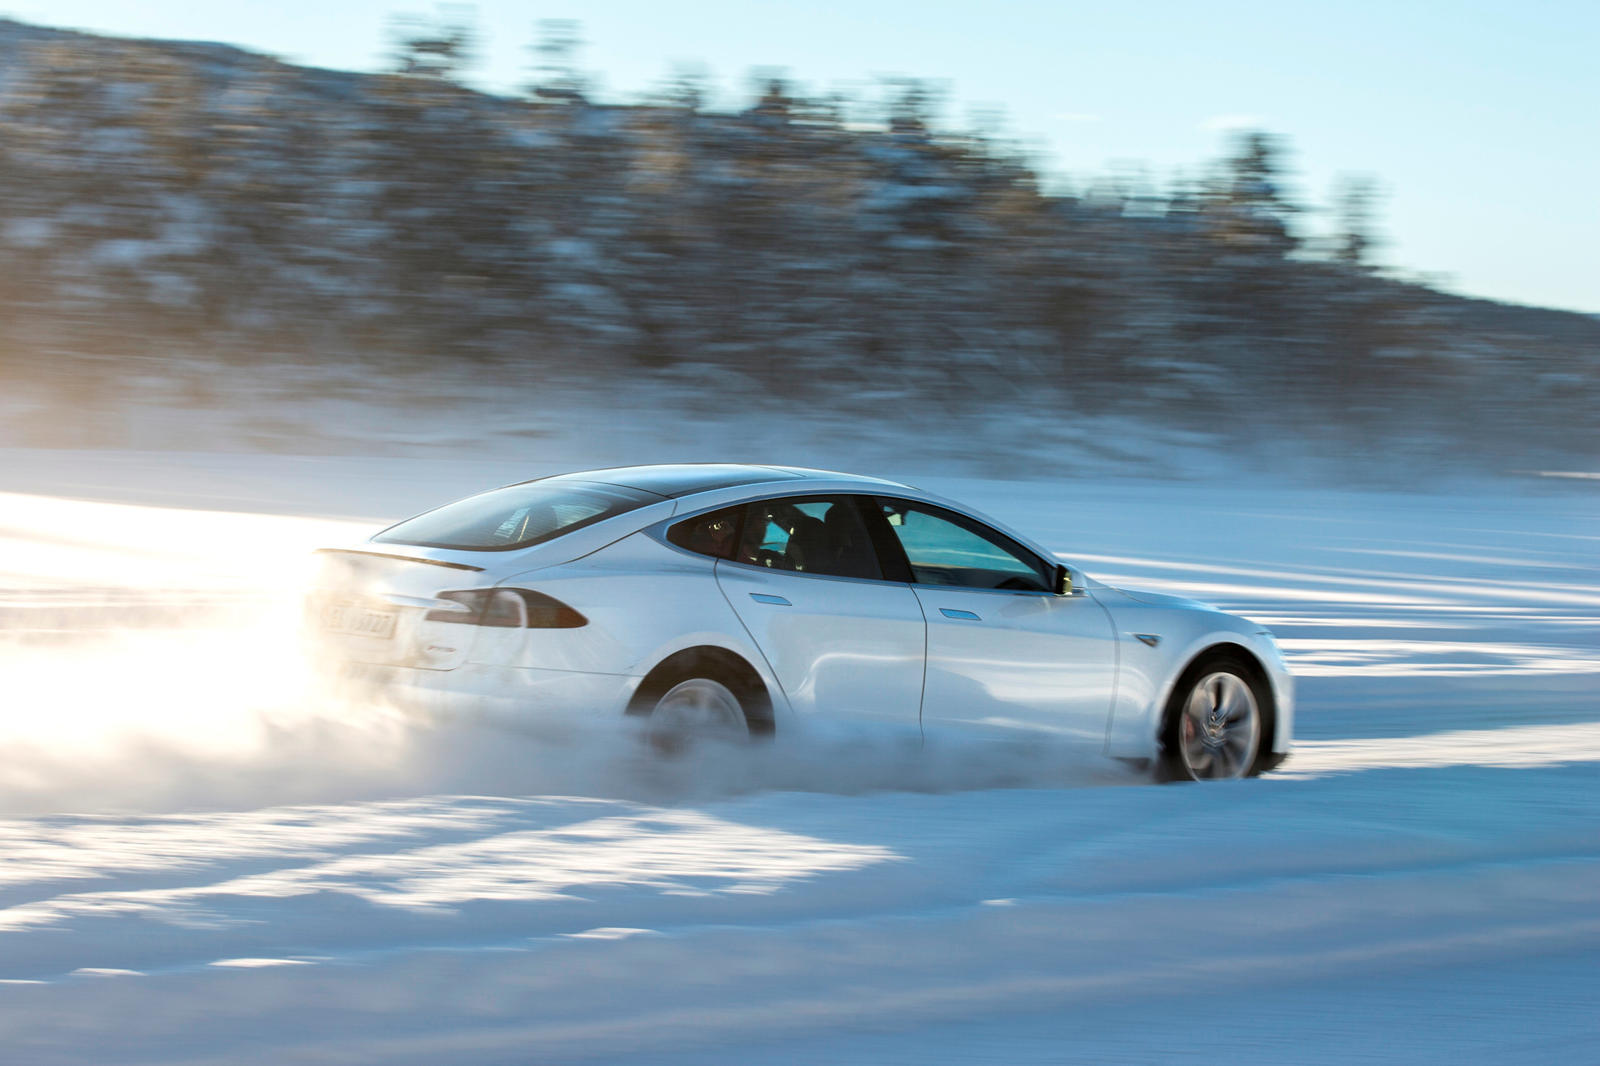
top-left (0, 18), bottom-right (1593, 460)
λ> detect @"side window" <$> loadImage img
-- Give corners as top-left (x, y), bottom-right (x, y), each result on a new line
top-left (733, 497), bottom-right (883, 580)
top-left (666, 506), bottom-right (742, 560)
top-left (876, 499), bottom-right (1053, 592)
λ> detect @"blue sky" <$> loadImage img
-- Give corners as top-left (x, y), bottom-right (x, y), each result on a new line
top-left (5, 0), bottom-right (1596, 313)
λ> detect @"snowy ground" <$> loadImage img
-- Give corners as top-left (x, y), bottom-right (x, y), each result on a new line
top-left (0, 451), bottom-right (1596, 1064)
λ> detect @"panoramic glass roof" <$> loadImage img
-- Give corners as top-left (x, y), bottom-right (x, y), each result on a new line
top-left (542, 465), bottom-right (803, 499)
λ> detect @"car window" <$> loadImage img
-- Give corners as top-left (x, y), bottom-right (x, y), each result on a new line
top-left (374, 481), bottom-right (658, 551)
top-left (666, 506), bottom-right (743, 560)
top-left (732, 496), bottom-right (883, 580)
top-left (876, 499), bottom-right (1053, 592)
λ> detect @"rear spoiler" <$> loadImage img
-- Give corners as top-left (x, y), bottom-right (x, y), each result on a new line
top-left (312, 548), bottom-right (485, 573)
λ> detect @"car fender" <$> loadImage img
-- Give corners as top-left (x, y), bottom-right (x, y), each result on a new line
top-left (1094, 589), bottom-right (1292, 759)
top-left (498, 531), bottom-right (793, 721)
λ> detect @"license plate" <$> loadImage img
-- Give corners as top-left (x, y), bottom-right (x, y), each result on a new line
top-left (322, 602), bottom-right (398, 639)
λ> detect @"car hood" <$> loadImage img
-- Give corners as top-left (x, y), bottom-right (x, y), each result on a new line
top-left (1107, 586), bottom-right (1217, 612)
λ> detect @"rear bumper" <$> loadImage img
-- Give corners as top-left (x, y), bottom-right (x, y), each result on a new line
top-left (324, 661), bottom-right (641, 722)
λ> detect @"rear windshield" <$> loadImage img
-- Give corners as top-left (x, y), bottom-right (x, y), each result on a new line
top-left (372, 481), bottom-right (660, 551)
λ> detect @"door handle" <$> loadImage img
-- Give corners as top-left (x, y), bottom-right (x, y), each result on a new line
top-left (939, 607), bottom-right (981, 620)
top-left (750, 593), bottom-right (792, 606)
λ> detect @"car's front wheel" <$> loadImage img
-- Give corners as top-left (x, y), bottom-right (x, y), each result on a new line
top-left (1160, 657), bottom-right (1269, 781)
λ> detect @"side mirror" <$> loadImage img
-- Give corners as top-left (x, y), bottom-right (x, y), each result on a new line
top-left (1054, 564), bottom-right (1073, 596)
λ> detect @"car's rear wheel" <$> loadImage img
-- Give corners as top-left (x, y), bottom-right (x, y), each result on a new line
top-left (1160, 656), bottom-right (1269, 781)
top-left (627, 648), bottom-right (772, 753)
top-left (642, 676), bottom-right (752, 754)
top-left (651, 677), bottom-right (748, 737)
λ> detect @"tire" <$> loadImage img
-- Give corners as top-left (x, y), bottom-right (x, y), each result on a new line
top-left (1158, 654), bottom-right (1273, 782)
top-left (627, 649), bottom-right (774, 754)
top-left (630, 658), bottom-right (764, 754)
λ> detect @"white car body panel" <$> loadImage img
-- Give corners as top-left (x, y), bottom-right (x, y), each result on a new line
top-left (1092, 587), bottom-right (1295, 758)
top-left (500, 531), bottom-right (790, 712)
top-left (338, 659), bottom-right (640, 727)
top-left (714, 559), bottom-right (926, 724)
top-left (912, 585), bottom-right (1117, 747)
top-left (308, 464), bottom-right (1295, 770)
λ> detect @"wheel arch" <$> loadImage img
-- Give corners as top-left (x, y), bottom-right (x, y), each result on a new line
top-left (626, 645), bottom-right (776, 736)
top-left (1156, 642), bottom-right (1278, 759)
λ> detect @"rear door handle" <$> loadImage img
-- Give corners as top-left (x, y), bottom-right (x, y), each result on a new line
top-left (750, 593), bottom-right (792, 606)
top-left (939, 607), bottom-right (981, 620)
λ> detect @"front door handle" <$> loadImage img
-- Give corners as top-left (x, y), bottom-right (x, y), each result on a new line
top-left (750, 593), bottom-right (792, 606)
top-left (939, 607), bottom-right (981, 620)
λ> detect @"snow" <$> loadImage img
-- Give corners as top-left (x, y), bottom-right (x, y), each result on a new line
top-left (0, 450), bottom-right (1595, 1063)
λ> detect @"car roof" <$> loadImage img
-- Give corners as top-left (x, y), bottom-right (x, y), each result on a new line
top-left (542, 463), bottom-right (912, 499)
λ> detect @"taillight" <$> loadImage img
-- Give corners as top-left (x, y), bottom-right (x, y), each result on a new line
top-left (425, 589), bottom-right (587, 628)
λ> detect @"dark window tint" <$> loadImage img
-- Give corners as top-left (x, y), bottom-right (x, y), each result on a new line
top-left (876, 499), bottom-right (1052, 592)
top-left (374, 481), bottom-right (658, 551)
top-left (734, 497), bottom-right (882, 580)
top-left (667, 506), bottom-right (743, 560)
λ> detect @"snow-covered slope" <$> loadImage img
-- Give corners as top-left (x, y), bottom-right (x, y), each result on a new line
top-left (1, 13), bottom-right (1597, 471)
top-left (0, 455), bottom-right (1595, 1063)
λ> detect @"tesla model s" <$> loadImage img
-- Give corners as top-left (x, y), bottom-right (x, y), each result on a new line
top-left (308, 464), bottom-right (1292, 780)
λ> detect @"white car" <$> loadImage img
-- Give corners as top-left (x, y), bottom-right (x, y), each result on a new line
top-left (309, 464), bottom-right (1292, 780)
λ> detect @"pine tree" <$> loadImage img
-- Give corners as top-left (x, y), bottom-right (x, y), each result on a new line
top-left (1205, 131), bottom-right (1298, 256)
top-left (1333, 174), bottom-right (1381, 269)
top-left (528, 19), bottom-right (587, 103)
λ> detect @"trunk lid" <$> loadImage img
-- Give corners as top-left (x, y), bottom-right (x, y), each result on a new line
top-left (307, 549), bottom-right (488, 671)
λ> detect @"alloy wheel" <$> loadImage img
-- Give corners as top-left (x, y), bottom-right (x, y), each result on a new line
top-left (1177, 670), bottom-right (1261, 780)
top-left (648, 677), bottom-right (749, 749)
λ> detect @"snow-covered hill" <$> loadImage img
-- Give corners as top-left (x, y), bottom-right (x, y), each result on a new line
top-left (0, 16), bottom-right (1595, 471)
